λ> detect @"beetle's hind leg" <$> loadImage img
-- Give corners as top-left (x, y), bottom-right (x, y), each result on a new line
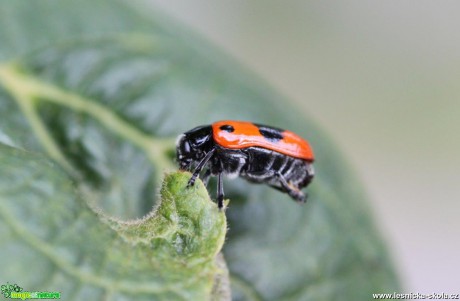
top-left (275, 172), bottom-right (307, 204)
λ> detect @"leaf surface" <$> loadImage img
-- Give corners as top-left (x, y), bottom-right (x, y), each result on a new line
top-left (0, 1), bottom-right (399, 300)
top-left (0, 143), bottom-right (227, 300)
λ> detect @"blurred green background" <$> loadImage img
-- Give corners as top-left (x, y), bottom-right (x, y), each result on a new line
top-left (147, 0), bottom-right (460, 292)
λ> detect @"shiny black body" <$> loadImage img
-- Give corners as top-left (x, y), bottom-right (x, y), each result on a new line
top-left (176, 125), bottom-right (314, 209)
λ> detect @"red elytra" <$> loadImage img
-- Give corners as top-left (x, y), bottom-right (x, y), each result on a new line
top-left (211, 120), bottom-right (314, 161)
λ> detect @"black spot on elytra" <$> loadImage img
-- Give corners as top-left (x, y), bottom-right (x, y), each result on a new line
top-left (257, 124), bottom-right (284, 142)
top-left (219, 124), bottom-right (234, 132)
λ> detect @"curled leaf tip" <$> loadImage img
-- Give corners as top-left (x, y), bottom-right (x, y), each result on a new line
top-left (117, 171), bottom-right (227, 260)
top-left (159, 171), bottom-right (227, 257)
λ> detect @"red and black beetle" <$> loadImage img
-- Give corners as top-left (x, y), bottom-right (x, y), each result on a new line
top-left (176, 120), bottom-right (315, 209)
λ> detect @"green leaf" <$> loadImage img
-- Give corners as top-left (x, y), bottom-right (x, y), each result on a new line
top-left (0, 144), bottom-right (227, 300)
top-left (0, 1), bottom-right (399, 300)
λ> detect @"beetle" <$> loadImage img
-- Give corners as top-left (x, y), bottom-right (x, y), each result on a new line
top-left (176, 120), bottom-right (315, 209)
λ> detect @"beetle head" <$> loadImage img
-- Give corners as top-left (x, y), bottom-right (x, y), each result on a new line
top-left (176, 125), bottom-right (213, 170)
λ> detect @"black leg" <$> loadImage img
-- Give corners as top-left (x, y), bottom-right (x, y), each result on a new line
top-left (187, 148), bottom-right (216, 187)
top-left (201, 168), bottom-right (211, 186)
top-left (217, 172), bottom-right (224, 209)
top-left (276, 172), bottom-right (306, 203)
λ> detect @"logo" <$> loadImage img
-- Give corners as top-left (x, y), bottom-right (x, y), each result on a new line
top-left (1, 283), bottom-right (60, 300)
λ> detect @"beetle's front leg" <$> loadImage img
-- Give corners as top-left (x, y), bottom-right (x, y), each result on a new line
top-left (187, 148), bottom-right (215, 187)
